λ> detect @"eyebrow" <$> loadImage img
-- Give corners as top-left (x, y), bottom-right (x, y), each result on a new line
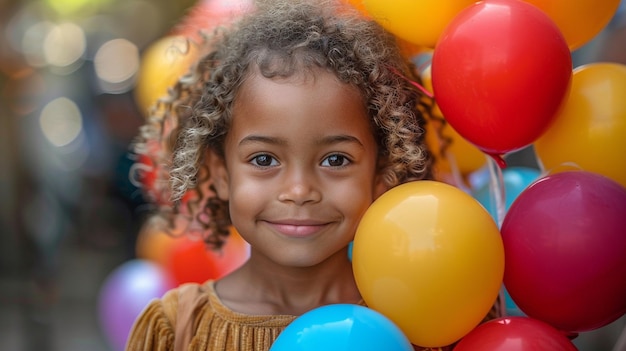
top-left (238, 134), bottom-right (365, 149)
top-left (239, 135), bottom-right (287, 147)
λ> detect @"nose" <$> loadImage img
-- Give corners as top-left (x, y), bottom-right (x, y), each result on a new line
top-left (277, 168), bottom-right (322, 205)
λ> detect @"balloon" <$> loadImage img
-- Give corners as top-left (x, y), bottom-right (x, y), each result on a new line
top-left (170, 0), bottom-right (254, 42)
top-left (133, 35), bottom-right (200, 116)
top-left (534, 63), bottom-right (626, 188)
top-left (134, 0), bottom-right (254, 116)
top-left (473, 167), bottom-right (541, 221)
top-left (431, 0), bottom-right (572, 156)
top-left (97, 259), bottom-right (175, 351)
top-left (416, 55), bottom-right (486, 177)
top-left (523, 0), bottom-right (621, 50)
top-left (501, 171), bottom-right (626, 332)
top-left (269, 304), bottom-right (414, 351)
top-left (353, 181), bottom-right (504, 347)
top-left (454, 317), bottom-right (577, 351)
top-left (165, 227), bottom-right (250, 285)
top-left (135, 224), bottom-right (179, 267)
top-left (362, 0), bottom-right (477, 48)
top-left (502, 288), bottom-right (525, 317)
top-left (344, 0), bottom-right (369, 15)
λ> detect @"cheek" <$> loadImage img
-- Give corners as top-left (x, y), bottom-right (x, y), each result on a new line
top-left (228, 179), bottom-right (267, 213)
top-left (329, 178), bottom-right (377, 216)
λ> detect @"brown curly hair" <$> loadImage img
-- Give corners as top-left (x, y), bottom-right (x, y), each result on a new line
top-left (132, 0), bottom-right (435, 249)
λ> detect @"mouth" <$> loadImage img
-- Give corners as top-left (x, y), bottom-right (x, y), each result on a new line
top-left (264, 220), bottom-right (330, 238)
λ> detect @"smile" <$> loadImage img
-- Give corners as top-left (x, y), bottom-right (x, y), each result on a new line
top-left (265, 220), bottom-right (329, 238)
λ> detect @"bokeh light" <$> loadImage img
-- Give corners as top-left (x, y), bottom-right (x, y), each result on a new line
top-left (39, 96), bottom-right (84, 147)
top-left (94, 38), bottom-right (140, 93)
top-left (21, 21), bottom-right (55, 68)
top-left (43, 22), bottom-right (86, 73)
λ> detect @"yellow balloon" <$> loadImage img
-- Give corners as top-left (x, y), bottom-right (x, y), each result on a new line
top-left (523, 0), bottom-right (620, 50)
top-left (353, 181), bottom-right (504, 347)
top-left (535, 63), bottom-right (626, 188)
top-left (134, 35), bottom-right (200, 116)
top-left (362, 0), bottom-right (476, 48)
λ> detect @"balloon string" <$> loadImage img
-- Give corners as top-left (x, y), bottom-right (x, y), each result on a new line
top-left (446, 152), bottom-right (470, 194)
top-left (486, 155), bottom-right (506, 228)
top-left (534, 146), bottom-right (585, 178)
top-left (387, 65), bottom-right (434, 99)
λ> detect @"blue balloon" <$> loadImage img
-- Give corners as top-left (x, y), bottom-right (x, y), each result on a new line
top-left (502, 288), bottom-right (526, 317)
top-left (347, 241), bottom-right (353, 261)
top-left (474, 167), bottom-right (540, 317)
top-left (270, 304), bottom-right (413, 351)
top-left (473, 166), bottom-right (541, 220)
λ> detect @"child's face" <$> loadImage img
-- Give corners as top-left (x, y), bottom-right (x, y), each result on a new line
top-left (210, 68), bottom-right (385, 268)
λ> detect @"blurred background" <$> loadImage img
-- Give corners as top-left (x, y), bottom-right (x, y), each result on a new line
top-left (0, 0), bottom-right (624, 350)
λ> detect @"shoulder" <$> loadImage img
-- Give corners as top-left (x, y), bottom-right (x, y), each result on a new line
top-left (124, 281), bottom-right (213, 351)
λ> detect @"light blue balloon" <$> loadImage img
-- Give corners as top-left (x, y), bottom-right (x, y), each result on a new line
top-left (473, 167), bottom-right (541, 221)
top-left (503, 288), bottom-right (526, 317)
top-left (347, 241), bottom-right (353, 261)
top-left (270, 304), bottom-right (413, 351)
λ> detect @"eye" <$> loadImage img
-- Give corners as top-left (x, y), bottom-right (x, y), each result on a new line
top-left (250, 154), bottom-right (278, 167)
top-left (321, 154), bottom-right (350, 167)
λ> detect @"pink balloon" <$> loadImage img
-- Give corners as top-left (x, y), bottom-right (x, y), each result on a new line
top-left (501, 171), bottom-right (626, 332)
top-left (455, 317), bottom-right (577, 351)
top-left (97, 259), bottom-right (175, 351)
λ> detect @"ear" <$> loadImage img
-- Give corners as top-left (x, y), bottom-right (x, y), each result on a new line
top-left (206, 149), bottom-right (230, 201)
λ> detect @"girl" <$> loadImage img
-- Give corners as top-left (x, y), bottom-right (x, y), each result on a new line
top-left (127, 1), bottom-right (498, 350)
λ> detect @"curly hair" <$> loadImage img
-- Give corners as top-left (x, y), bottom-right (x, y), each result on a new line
top-left (132, 0), bottom-right (435, 249)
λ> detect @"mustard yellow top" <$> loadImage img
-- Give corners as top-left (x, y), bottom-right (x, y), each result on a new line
top-left (125, 280), bottom-right (297, 351)
top-left (125, 280), bottom-right (473, 351)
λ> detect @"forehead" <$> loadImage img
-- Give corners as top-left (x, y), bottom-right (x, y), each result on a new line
top-left (228, 68), bottom-right (374, 143)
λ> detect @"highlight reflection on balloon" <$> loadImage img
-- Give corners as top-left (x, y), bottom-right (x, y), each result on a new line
top-left (353, 181), bottom-right (504, 347)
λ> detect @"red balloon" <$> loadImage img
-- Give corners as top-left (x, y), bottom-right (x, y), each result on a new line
top-left (501, 171), bottom-right (626, 332)
top-left (455, 317), bottom-right (577, 351)
top-left (166, 228), bottom-right (250, 285)
top-left (431, 0), bottom-right (572, 156)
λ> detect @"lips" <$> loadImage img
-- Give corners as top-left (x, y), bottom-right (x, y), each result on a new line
top-left (265, 220), bottom-right (330, 238)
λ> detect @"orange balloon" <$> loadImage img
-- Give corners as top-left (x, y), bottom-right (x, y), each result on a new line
top-left (136, 223), bottom-right (179, 267)
top-left (362, 0), bottom-right (477, 48)
top-left (535, 63), bottom-right (626, 188)
top-left (344, 0), bottom-right (369, 15)
top-left (523, 0), bottom-right (620, 50)
top-left (133, 35), bottom-right (200, 116)
top-left (353, 181), bottom-right (504, 347)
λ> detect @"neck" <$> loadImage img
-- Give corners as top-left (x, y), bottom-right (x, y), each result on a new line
top-left (215, 248), bottom-right (362, 316)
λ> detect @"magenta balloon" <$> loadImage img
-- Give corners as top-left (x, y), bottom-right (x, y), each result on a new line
top-left (97, 259), bottom-right (175, 351)
top-left (501, 171), bottom-right (626, 332)
top-left (455, 317), bottom-right (577, 351)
